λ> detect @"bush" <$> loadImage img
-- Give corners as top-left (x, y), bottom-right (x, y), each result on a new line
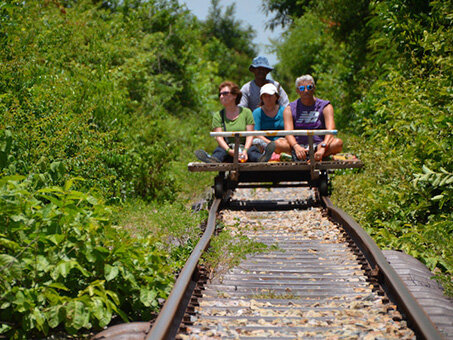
top-left (0, 175), bottom-right (177, 338)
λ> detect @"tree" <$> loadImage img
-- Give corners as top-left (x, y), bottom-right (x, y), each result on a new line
top-left (266, 0), bottom-right (371, 124)
top-left (200, 0), bottom-right (258, 85)
top-left (262, 0), bottom-right (311, 30)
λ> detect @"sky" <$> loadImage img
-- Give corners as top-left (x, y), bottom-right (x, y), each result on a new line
top-left (179, 0), bottom-right (284, 67)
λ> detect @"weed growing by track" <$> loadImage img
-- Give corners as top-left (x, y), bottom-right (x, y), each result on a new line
top-left (201, 222), bottom-right (271, 280)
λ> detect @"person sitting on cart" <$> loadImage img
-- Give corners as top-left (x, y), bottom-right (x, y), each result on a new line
top-left (283, 74), bottom-right (343, 161)
top-left (252, 83), bottom-right (291, 159)
top-left (195, 81), bottom-right (267, 163)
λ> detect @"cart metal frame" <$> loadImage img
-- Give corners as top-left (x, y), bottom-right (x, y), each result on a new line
top-left (188, 130), bottom-right (363, 198)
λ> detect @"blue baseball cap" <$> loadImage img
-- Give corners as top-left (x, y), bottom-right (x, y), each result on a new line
top-left (249, 56), bottom-right (273, 71)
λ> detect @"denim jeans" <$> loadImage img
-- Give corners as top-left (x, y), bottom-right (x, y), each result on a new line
top-left (212, 145), bottom-right (262, 162)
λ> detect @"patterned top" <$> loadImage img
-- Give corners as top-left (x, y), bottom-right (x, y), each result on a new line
top-left (289, 98), bottom-right (330, 145)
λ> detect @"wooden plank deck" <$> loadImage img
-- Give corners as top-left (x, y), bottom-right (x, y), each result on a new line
top-left (188, 159), bottom-right (363, 173)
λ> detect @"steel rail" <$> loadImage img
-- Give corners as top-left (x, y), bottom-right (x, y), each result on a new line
top-left (145, 198), bottom-right (221, 340)
top-left (210, 129), bottom-right (337, 137)
top-left (322, 196), bottom-right (442, 340)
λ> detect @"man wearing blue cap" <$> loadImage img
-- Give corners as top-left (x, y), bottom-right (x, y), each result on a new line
top-left (239, 56), bottom-right (289, 112)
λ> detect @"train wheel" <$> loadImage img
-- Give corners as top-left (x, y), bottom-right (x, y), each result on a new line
top-left (214, 176), bottom-right (224, 198)
top-left (319, 175), bottom-right (329, 196)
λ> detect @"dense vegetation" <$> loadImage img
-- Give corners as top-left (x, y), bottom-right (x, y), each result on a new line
top-left (266, 0), bottom-right (452, 293)
top-left (0, 0), bottom-right (255, 337)
top-left (0, 0), bottom-right (451, 338)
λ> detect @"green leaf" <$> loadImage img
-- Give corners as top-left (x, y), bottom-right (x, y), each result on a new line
top-left (36, 255), bottom-right (50, 272)
top-left (65, 300), bottom-right (91, 331)
top-left (13, 290), bottom-right (29, 313)
top-left (46, 234), bottom-right (65, 245)
top-left (10, 214), bottom-right (27, 222)
top-left (91, 297), bottom-right (112, 328)
top-left (116, 308), bottom-right (129, 323)
top-left (0, 237), bottom-right (20, 251)
top-left (47, 282), bottom-right (69, 291)
top-left (0, 254), bottom-right (22, 280)
top-left (105, 290), bottom-right (120, 306)
top-left (51, 260), bottom-right (90, 280)
top-left (46, 305), bottom-right (65, 328)
top-left (32, 307), bottom-right (46, 331)
top-left (104, 264), bottom-right (119, 281)
top-left (0, 254), bottom-right (19, 268)
top-left (38, 186), bottom-right (65, 194)
top-left (66, 191), bottom-right (88, 201)
top-left (139, 288), bottom-right (157, 307)
top-left (87, 196), bottom-right (98, 205)
top-left (0, 175), bottom-right (25, 183)
top-left (0, 323), bottom-right (12, 334)
top-left (64, 177), bottom-right (84, 192)
top-left (51, 261), bottom-right (70, 280)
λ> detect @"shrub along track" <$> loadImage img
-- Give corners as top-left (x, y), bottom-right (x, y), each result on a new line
top-left (94, 187), bottom-right (442, 340)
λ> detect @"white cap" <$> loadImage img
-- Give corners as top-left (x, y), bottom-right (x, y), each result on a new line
top-left (260, 83), bottom-right (278, 97)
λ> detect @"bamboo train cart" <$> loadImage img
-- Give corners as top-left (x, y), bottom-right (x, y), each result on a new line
top-left (188, 130), bottom-right (363, 198)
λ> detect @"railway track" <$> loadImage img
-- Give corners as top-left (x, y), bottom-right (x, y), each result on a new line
top-left (94, 186), bottom-right (446, 340)
top-left (181, 191), bottom-right (412, 338)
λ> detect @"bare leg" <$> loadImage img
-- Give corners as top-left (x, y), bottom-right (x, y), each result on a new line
top-left (274, 138), bottom-right (292, 154)
top-left (314, 138), bottom-right (343, 160)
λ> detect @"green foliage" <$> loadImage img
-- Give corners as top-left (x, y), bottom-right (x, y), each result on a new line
top-left (198, 0), bottom-right (258, 86)
top-left (338, 0), bottom-right (452, 292)
top-left (0, 175), bottom-right (176, 338)
top-left (112, 196), bottom-right (209, 282)
top-left (316, 0), bottom-right (371, 58)
top-left (332, 134), bottom-right (453, 295)
top-left (414, 166), bottom-right (452, 210)
top-left (139, 201), bottom-right (205, 267)
top-left (0, 0), bottom-right (218, 202)
top-left (166, 112), bottom-right (218, 199)
top-left (273, 12), bottom-right (350, 109)
top-left (262, 0), bottom-right (311, 30)
top-left (267, 0), bottom-right (371, 125)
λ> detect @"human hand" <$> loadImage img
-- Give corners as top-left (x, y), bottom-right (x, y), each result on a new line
top-left (294, 144), bottom-right (307, 160)
top-left (314, 145), bottom-right (327, 161)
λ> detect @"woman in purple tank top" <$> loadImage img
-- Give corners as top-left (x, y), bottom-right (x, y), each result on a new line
top-left (283, 74), bottom-right (343, 161)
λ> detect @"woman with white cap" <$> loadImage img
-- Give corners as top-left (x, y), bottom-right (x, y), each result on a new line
top-left (252, 83), bottom-right (292, 159)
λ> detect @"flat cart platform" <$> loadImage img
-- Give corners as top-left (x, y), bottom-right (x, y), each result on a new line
top-left (188, 159), bottom-right (363, 172)
top-left (188, 130), bottom-right (363, 198)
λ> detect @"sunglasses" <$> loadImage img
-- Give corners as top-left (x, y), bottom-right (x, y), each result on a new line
top-left (298, 85), bottom-right (314, 91)
top-left (219, 91), bottom-right (231, 97)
